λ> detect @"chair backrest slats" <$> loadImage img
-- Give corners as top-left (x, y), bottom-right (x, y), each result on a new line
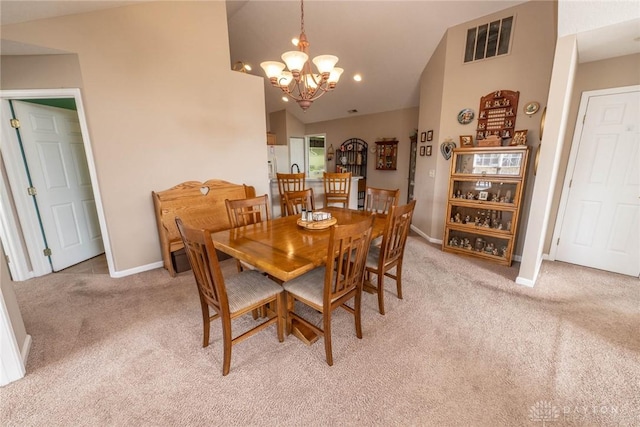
top-left (325, 216), bottom-right (374, 303)
top-left (225, 194), bottom-right (271, 228)
top-left (175, 218), bottom-right (228, 314)
top-left (283, 188), bottom-right (315, 216)
top-left (276, 173), bottom-right (305, 215)
top-left (364, 187), bottom-right (400, 215)
top-left (380, 200), bottom-right (416, 269)
top-left (323, 172), bottom-right (352, 208)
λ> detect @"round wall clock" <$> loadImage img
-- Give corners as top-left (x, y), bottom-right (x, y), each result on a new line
top-left (524, 101), bottom-right (540, 115)
top-left (457, 108), bottom-right (474, 124)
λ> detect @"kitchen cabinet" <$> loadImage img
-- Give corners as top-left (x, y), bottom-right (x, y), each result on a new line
top-left (375, 140), bottom-right (398, 170)
top-left (442, 146), bottom-right (529, 266)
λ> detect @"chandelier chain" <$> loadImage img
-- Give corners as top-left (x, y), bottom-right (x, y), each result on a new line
top-left (300, 0), bottom-right (305, 35)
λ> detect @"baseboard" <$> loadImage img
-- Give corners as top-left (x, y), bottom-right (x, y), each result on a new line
top-left (515, 276), bottom-right (535, 287)
top-left (21, 334), bottom-right (32, 365)
top-left (410, 225), bottom-right (442, 245)
top-left (110, 261), bottom-right (163, 278)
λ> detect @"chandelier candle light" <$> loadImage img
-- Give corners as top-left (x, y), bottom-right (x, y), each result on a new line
top-left (260, 0), bottom-right (343, 111)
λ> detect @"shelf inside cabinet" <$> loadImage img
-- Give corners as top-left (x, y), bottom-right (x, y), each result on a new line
top-left (444, 228), bottom-right (512, 264)
top-left (447, 204), bottom-right (514, 235)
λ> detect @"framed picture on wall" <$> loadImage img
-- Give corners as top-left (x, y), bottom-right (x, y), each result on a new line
top-left (420, 132), bottom-right (426, 143)
top-left (460, 135), bottom-right (473, 146)
top-left (426, 145), bottom-right (432, 156)
top-left (419, 146), bottom-right (426, 156)
top-left (427, 130), bottom-right (433, 141)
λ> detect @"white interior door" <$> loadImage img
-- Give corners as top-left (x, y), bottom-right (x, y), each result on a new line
top-left (12, 101), bottom-right (104, 271)
top-left (554, 88), bottom-right (639, 277)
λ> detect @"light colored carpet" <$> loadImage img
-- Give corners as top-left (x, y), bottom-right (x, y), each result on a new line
top-left (2, 237), bottom-right (639, 426)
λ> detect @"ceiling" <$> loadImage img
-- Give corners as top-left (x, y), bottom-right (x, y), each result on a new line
top-left (2, 1), bottom-right (639, 125)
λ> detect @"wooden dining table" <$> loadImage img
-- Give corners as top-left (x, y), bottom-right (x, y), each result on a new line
top-left (209, 207), bottom-right (385, 283)
top-left (209, 207), bottom-right (386, 344)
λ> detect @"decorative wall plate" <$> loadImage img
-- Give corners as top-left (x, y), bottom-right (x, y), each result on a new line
top-left (524, 101), bottom-right (540, 115)
top-left (457, 108), bottom-right (475, 124)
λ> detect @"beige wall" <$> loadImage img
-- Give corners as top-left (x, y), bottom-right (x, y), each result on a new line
top-left (1, 54), bottom-right (83, 89)
top-left (305, 107), bottom-right (419, 204)
top-left (415, 0), bottom-right (556, 254)
top-left (1, 2), bottom-right (268, 273)
top-left (0, 243), bottom-right (27, 351)
top-left (415, 34), bottom-right (447, 241)
top-left (543, 53), bottom-right (640, 252)
top-left (269, 110), bottom-right (287, 146)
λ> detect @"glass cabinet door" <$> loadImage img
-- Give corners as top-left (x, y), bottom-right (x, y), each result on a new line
top-left (454, 149), bottom-right (525, 176)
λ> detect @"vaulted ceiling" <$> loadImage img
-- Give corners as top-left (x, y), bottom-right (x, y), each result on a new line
top-left (2, 1), bottom-right (639, 125)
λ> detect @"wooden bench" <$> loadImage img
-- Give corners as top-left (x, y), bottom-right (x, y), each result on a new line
top-left (152, 179), bottom-right (255, 276)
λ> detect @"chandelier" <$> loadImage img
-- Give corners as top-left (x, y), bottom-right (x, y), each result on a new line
top-left (260, 0), bottom-right (343, 111)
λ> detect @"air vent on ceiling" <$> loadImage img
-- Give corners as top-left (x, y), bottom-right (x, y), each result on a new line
top-left (464, 16), bottom-right (513, 63)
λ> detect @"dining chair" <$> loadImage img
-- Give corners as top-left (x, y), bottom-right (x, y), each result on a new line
top-left (364, 187), bottom-right (400, 215)
top-left (175, 217), bottom-right (284, 376)
top-left (276, 172), bottom-right (305, 216)
top-left (323, 172), bottom-right (352, 208)
top-left (283, 215), bottom-right (374, 366)
top-left (363, 199), bottom-right (416, 315)
top-left (283, 188), bottom-right (315, 216)
top-left (225, 194), bottom-right (271, 272)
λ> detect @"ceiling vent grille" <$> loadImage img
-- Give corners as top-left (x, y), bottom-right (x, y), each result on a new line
top-left (464, 16), bottom-right (513, 63)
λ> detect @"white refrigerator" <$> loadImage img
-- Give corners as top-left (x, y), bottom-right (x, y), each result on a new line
top-left (267, 145), bottom-right (290, 179)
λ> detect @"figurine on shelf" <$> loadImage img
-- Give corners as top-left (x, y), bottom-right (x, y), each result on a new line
top-left (464, 215), bottom-right (471, 224)
top-left (492, 247), bottom-right (500, 256)
top-left (449, 237), bottom-right (459, 247)
top-left (482, 217), bottom-right (491, 227)
top-left (485, 243), bottom-right (495, 254)
top-left (454, 213), bottom-right (462, 223)
top-left (466, 191), bottom-right (475, 200)
top-left (491, 193), bottom-right (500, 202)
top-left (463, 238), bottom-right (472, 250)
top-left (455, 190), bottom-right (462, 198)
top-left (500, 246), bottom-right (508, 258)
top-left (506, 221), bottom-right (512, 231)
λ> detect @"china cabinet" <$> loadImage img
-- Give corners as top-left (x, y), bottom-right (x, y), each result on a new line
top-left (443, 146), bottom-right (529, 266)
top-left (375, 140), bottom-right (398, 170)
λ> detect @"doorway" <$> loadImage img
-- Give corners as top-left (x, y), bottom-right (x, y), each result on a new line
top-left (0, 89), bottom-right (113, 280)
top-left (551, 86), bottom-right (639, 277)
